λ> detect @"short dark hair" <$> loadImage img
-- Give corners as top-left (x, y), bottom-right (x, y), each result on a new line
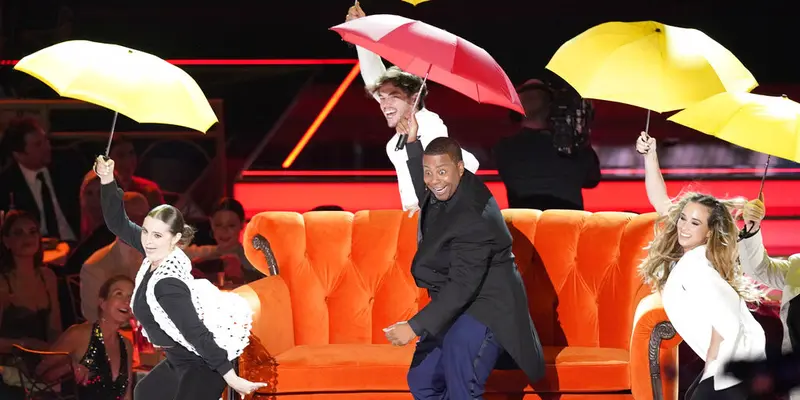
top-left (311, 205), bottom-right (344, 211)
top-left (367, 66), bottom-right (428, 110)
top-left (2, 117), bottom-right (42, 156)
top-left (424, 137), bottom-right (463, 164)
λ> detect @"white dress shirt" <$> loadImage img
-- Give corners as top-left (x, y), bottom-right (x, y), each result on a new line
top-left (662, 245), bottom-right (766, 390)
top-left (18, 163), bottom-right (76, 241)
top-left (356, 46), bottom-right (480, 210)
top-left (739, 230), bottom-right (800, 399)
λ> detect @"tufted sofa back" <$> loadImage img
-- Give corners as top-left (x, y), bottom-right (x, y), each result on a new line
top-left (243, 209), bottom-right (656, 350)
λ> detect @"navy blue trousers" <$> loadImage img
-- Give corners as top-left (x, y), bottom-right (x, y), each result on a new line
top-left (407, 313), bottom-right (504, 399)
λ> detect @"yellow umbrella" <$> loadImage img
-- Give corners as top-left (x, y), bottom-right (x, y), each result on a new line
top-left (668, 91), bottom-right (800, 163)
top-left (546, 21), bottom-right (757, 130)
top-left (401, 0), bottom-right (430, 5)
top-left (14, 40), bottom-right (217, 143)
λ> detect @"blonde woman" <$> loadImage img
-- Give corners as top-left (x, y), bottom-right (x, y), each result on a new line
top-left (636, 132), bottom-right (766, 399)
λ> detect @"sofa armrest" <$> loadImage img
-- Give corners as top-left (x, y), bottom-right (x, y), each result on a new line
top-left (630, 292), bottom-right (682, 400)
top-left (233, 274), bottom-right (295, 359)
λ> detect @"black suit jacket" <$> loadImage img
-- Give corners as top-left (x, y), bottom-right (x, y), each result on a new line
top-left (0, 163), bottom-right (81, 239)
top-left (405, 140), bottom-right (545, 384)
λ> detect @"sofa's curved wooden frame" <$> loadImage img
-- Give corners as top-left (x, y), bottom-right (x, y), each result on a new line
top-left (649, 321), bottom-right (677, 400)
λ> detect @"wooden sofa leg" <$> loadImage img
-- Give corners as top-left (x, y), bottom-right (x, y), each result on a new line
top-left (648, 321), bottom-right (677, 400)
top-left (252, 234), bottom-right (280, 276)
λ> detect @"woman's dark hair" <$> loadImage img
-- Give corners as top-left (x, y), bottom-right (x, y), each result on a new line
top-left (147, 205), bottom-right (195, 247)
top-left (212, 198), bottom-right (245, 222)
top-left (0, 210), bottom-right (43, 274)
top-left (97, 275), bottom-right (134, 318)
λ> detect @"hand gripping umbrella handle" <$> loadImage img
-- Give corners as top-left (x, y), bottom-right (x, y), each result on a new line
top-left (395, 66), bottom-right (431, 151)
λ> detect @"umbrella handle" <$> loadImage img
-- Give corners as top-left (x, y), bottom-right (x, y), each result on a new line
top-left (758, 155), bottom-right (770, 200)
top-left (395, 66), bottom-right (431, 151)
top-left (644, 109), bottom-right (651, 138)
top-left (104, 112), bottom-right (119, 157)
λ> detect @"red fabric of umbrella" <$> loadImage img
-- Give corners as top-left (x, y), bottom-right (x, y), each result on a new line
top-left (331, 14), bottom-right (523, 114)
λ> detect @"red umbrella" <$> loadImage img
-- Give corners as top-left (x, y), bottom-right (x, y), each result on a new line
top-left (330, 14), bottom-right (523, 115)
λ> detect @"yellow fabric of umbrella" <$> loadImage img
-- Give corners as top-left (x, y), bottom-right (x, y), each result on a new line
top-left (14, 40), bottom-right (217, 133)
top-left (401, 0), bottom-right (430, 5)
top-left (668, 92), bottom-right (800, 163)
top-left (546, 21), bottom-right (757, 113)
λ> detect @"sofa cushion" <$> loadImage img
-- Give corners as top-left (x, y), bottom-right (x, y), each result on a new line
top-left (252, 345), bottom-right (630, 393)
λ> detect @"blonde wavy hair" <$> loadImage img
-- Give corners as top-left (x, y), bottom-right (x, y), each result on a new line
top-left (639, 192), bottom-right (763, 303)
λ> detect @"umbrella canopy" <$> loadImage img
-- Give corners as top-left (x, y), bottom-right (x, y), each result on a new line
top-left (668, 91), bottom-right (800, 163)
top-left (331, 14), bottom-right (523, 114)
top-left (14, 40), bottom-right (218, 133)
top-left (546, 21), bottom-right (757, 113)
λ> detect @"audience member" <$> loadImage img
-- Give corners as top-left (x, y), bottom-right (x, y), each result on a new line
top-left (108, 136), bottom-right (165, 209)
top-left (79, 192), bottom-right (149, 322)
top-left (0, 117), bottom-right (80, 242)
top-left (0, 210), bottom-right (62, 399)
top-left (205, 198), bottom-right (264, 284)
top-left (38, 275), bottom-right (133, 400)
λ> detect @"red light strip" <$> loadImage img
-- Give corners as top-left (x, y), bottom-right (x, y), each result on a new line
top-left (0, 58), bottom-right (358, 66)
top-left (241, 167), bottom-right (800, 177)
top-left (281, 63), bottom-right (362, 168)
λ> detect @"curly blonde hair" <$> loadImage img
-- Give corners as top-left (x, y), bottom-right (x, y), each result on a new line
top-left (639, 192), bottom-right (763, 303)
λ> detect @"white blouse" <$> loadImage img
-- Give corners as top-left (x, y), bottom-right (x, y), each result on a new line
top-left (661, 245), bottom-right (766, 390)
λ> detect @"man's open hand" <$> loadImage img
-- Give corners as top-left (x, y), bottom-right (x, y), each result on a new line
top-left (383, 321), bottom-right (416, 346)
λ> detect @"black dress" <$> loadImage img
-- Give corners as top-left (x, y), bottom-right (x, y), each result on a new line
top-left (77, 322), bottom-right (128, 400)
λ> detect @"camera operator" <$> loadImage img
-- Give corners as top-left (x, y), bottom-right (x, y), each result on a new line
top-left (493, 79), bottom-right (601, 211)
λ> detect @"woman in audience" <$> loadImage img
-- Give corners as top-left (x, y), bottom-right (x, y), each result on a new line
top-left (0, 210), bottom-right (62, 395)
top-left (636, 132), bottom-right (766, 399)
top-left (63, 171), bottom-right (118, 276)
top-left (37, 275), bottom-right (133, 399)
top-left (80, 171), bottom-right (104, 240)
top-left (195, 198), bottom-right (264, 284)
top-left (94, 156), bottom-right (265, 399)
top-left (0, 210), bottom-right (61, 351)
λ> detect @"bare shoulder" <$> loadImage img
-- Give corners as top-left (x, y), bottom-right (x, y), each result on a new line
top-left (65, 322), bottom-right (93, 338)
top-left (40, 267), bottom-right (58, 286)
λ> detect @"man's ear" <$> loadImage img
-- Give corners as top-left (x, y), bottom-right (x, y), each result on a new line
top-left (458, 161), bottom-right (465, 176)
top-left (10, 150), bottom-right (23, 162)
top-left (410, 93), bottom-right (419, 109)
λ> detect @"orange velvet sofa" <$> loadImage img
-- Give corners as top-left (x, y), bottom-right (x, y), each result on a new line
top-left (233, 209), bottom-right (682, 399)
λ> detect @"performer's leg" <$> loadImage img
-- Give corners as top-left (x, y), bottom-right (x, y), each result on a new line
top-left (134, 359), bottom-right (179, 400)
top-left (407, 334), bottom-right (446, 399)
top-left (687, 377), bottom-right (747, 400)
top-left (683, 372), bottom-right (702, 400)
top-left (173, 362), bottom-right (227, 400)
top-left (441, 313), bottom-right (503, 399)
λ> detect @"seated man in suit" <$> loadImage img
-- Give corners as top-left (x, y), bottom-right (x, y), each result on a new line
top-left (0, 117), bottom-right (79, 242)
top-left (383, 114), bottom-right (545, 398)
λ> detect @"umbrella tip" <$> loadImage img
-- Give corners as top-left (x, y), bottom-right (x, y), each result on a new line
top-left (782, 93), bottom-right (788, 99)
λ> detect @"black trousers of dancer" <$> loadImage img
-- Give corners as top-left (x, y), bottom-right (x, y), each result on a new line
top-left (134, 346), bottom-right (227, 400)
top-left (684, 375), bottom-right (747, 400)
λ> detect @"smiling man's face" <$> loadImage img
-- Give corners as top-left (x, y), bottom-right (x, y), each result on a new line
top-left (376, 82), bottom-right (416, 129)
top-left (423, 153), bottom-right (464, 201)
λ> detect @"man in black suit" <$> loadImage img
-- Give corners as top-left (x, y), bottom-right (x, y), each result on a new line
top-left (0, 117), bottom-right (79, 242)
top-left (383, 114), bottom-right (545, 398)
